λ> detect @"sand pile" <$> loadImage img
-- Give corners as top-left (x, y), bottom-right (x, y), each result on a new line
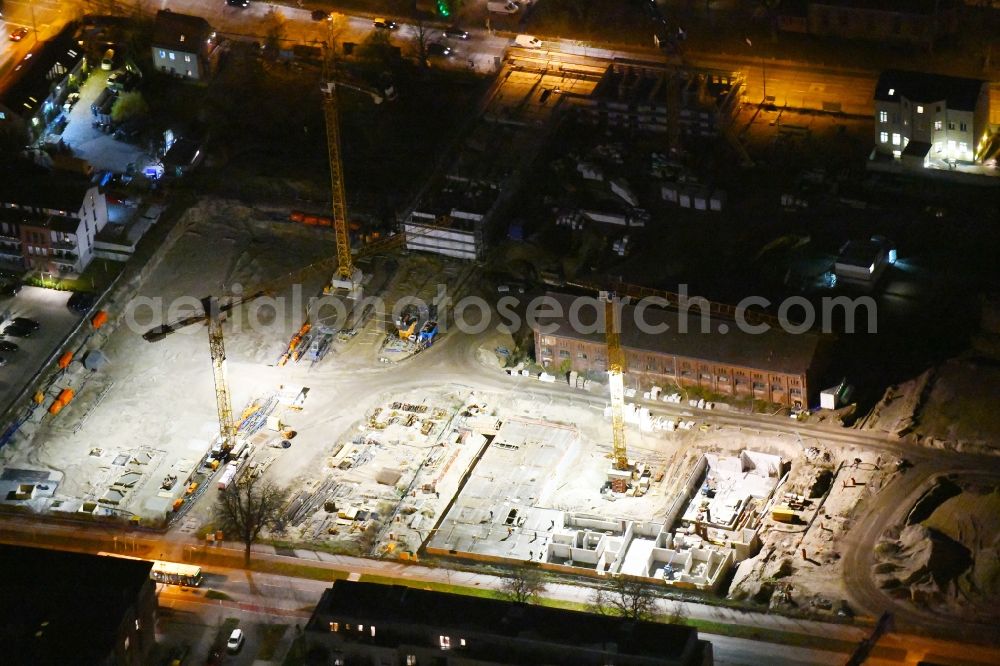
top-left (874, 478), bottom-right (1000, 619)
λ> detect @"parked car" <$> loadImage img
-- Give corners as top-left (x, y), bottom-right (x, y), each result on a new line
top-left (372, 18), bottom-right (397, 30)
top-left (3, 323), bottom-right (34, 338)
top-left (101, 48), bottom-right (115, 70)
top-left (9, 27), bottom-right (28, 42)
top-left (0, 341), bottom-right (19, 353)
top-left (443, 26), bottom-right (470, 40)
top-left (310, 9), bottom-right (331, 21)
top-left (0, 356), bottom-right (7, 367)
top-left (427, 42), bottom-right (452, 57)
top-left (11, 317), bottom-right (39, 331)
top-left (514, 34), bottom-right (543, 49)
top-left (226, 628), bottom-right (244, 653)
top-left (226, 0), bottom-right (250, 6)
top-left (68, 292), bottom-right (97, 313)
top-left (0, 280), bottom-right (22, 297)
top-left (107, 69), bottom-right (138, 92)
top-left (62, 92), bottom-right (81, 113)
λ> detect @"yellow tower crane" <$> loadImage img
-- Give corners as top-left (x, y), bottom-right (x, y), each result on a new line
top-left (320, 38), bottom-right (394, 294)
top-left (204, 297), bottom-right (236, 454)
top-left (603, 293), bottom-right (629, 472)
top-left (143, 259), bottom-right (338, 456)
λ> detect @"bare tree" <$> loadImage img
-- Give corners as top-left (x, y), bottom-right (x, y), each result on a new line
top-left (414, 19), bottom-right (431, 68)
top-left (590, 575), bottom-right (658, 621)
top-left (499, 567), bottom-right (547, 604)
top-left (262, 7), bottom-right (288, 58)
top-left (214, 473), bottom-right (287, 565)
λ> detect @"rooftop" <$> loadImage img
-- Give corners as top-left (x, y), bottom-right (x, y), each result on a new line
top-left (152, 10), bottom-right (213, 52)
top-left (836, 239), bottom-right (885, 268)
top-left (0, 167), bottom-right (92, 213)
top-left (874, 69), bottom-right (985, 111)
top-left (0, 545), bottom-right (152, 664)
top-left (309, 580), bottom-right (698, 662)
top-left (0, 208), bottom-right (81, 234)
top-left (534, 292), bottom-right (822, 376)
top-left (0, 24), bottom-right (83, 117)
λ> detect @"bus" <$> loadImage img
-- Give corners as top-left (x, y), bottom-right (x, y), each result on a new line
top-left (97, 552), bottom-right (204, 587)
top-left (150, 560), bottom-right (203, 587)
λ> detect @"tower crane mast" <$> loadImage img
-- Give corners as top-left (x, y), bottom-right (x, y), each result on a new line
top-left (604, 294), bottom-right (629, 471)
top-left (322, 79), bottom-right (355, 286)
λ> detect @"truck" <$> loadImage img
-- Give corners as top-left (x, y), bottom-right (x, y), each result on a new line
top-left (396, 304), bottom-right (420, 340)
top-left (217, 462), bottom-right (239, 490)
top-left (488, 0), bottom-right (519, 14)
top-left (91, 87), bottom-right (116, 116)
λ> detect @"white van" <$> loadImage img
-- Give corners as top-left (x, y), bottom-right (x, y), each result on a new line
top-left (514, 34), bottom-right (542, 49)
top-left (488, 1), bottom-right (520, 14)
top-left (101, 48), bottom-right (115, 71)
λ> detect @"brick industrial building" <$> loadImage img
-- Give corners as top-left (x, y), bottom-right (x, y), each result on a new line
top-left (532, 293), bottom-right (825, 409)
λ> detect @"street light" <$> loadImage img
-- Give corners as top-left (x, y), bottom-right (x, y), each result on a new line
top-left (745, 37), bottom-right (766, 105)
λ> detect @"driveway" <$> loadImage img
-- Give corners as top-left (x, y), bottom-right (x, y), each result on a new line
top-left (0, 286), bottom-right (85, 416)
top-left (59, 70), bottom-right (150, 173)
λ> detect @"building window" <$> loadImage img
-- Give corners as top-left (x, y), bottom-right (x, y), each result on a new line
top-left (933, 120), bottom-right (942, 131)
top-left (936, 105), bottom-right (941, 112)
top-left (184, 55), bottom-right (192, 62)
top-left (124, 636), bottom-right (130, 651)
top-left (878, 110), bottom-right (887, 123)
top-left (558, 350), bottom-right (570, 359)
top-left (406, 657), bottom-right (417, 666)
top-left (891, 133), bottom-right (901, 146)
top-left (186, 70), bottom-right (193, 77)
top-left (158, 50), bottom-right (165, 58)
top-left (370, 626), bottom-right (376, 637)
top-left (700, 372), bottom-right (712, 381)
top-left (947, 122), bottom-right (955, 130)
top-left (960, 122), bottom-right (967, 132)
top-left (329, 621), bottom-right (338, 632)
top-left (577, 352), bottom-right (587, 360)
top-left (916, 105), bottom-right (923, 114)
top-left (879, 131), bottom-right (888, 143)
top-left (460, 639), bottom-right (467, 647)
top-left (135, 619), bottom-right (140, 631)
top-left (440, 635), bottom-right (451, 650)
top-left (959, 142), bottom-right (968, 156)
top-left (752, 381), bottom-right (765, 390)
top-left (168, 52), bottom-right (176, 60)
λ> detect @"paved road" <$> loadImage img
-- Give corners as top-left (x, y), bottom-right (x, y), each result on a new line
top-left (5, 515), bottom-right (1000, 665)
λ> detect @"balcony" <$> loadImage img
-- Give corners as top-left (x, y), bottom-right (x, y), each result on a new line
top-left (0, 233), bottom-right (20, 243)
top-left (51, 253), bottom-right (78, 267)
top-left (51, 240), bottom-right (77, 251)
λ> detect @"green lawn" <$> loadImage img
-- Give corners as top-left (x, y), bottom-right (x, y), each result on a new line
top-left (258, 624), bottom-right (290, 660)
top-left (28, 259), bottom-right (123, 293)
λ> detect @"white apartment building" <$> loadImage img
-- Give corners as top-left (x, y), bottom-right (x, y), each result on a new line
top-left (151, 10), bottom-right (215, 81)
top-left (873, 69), bottom-right (990, 166)
top-left (0, 172), bottom-right (109, 275)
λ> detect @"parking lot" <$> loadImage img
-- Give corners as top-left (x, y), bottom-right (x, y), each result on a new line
top-left (0, 286), bottom-right (85, 415)
top-left (58, 69), bottom-right (151, 173)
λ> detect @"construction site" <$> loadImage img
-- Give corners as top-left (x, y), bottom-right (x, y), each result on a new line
top-left (0, 34), bottom-right (996, 646)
